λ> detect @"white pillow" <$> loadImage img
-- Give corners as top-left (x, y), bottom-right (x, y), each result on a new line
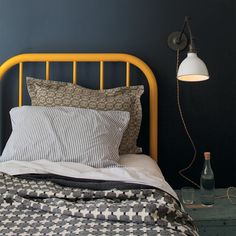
top-left (0, 106), bottom-right (130, 168)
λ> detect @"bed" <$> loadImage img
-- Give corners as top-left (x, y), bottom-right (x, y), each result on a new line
top-left (0, 53), bottom-right (198, 235)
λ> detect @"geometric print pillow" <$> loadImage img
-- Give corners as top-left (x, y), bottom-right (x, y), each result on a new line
top-left (27, 77), bottom-right (144, 154)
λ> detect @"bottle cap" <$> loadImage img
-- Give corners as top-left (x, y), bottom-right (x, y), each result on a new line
top-left (204, 152), bottom-right (211, 160)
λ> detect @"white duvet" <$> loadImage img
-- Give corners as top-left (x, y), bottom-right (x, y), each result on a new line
top-left (0, 154), bottom-right (178, 199)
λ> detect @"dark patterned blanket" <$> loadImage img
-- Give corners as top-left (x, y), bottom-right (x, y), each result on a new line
top-left (0, 173), bottom-right (198, 235)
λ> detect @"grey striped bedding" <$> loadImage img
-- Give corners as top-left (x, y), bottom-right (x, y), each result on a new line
top-left (0, 106), bottom-right (130, 168)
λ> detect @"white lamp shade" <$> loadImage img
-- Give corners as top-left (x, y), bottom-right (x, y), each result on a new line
top-left (177, 52), bottom-right (209, 82)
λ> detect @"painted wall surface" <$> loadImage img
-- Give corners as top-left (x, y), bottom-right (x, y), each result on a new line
top-left (0, 0), bottom-right (235, 188)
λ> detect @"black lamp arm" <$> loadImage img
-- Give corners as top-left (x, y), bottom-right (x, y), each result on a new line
top-left (177, 16), bottom-right (196, 53)
top-left (168, 16), bottom-right (196, 52)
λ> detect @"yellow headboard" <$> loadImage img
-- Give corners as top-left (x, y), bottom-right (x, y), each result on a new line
top-left (0, 53), bottom-right (158, 161)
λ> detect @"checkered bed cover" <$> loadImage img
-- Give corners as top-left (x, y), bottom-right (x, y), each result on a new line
top-left (0, 173), bottom-right (198, 235)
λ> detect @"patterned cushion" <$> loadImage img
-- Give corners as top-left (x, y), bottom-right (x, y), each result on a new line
top-left (0, 106), bottom-right (130, 167)
top-left (27, 77), bottom-right (144, 154)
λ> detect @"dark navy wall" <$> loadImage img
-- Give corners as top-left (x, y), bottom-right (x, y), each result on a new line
top-left (0, 0), bottom-right (235, 188)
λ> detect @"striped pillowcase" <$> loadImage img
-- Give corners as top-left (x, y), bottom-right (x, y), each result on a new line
top-left (0, 106), bottom-right (130, 168)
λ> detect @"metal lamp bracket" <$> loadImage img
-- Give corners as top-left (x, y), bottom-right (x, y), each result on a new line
top-left (168, 31), bottom-right (188, 51)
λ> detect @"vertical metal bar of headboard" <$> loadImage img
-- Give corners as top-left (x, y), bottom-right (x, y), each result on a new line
top-left (19, 63), bottom-right (23, 107)
top-left (73, 61), bottom-right (77, 84)
top-left (46, 61), bottom-right (50, 80)
top-left (126, 62), bottom-right (130, 87)
top-left (100, 61), bottom-right (104, 91)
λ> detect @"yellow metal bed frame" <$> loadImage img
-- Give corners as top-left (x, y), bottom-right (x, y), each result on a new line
top-left (0, 53), bottom-right (158, 161)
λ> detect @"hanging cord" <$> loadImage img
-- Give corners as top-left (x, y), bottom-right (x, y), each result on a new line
top-left (226, 187), bottom-right (236, 204)
top-left (215, 187), bottom-right (236, 204)
top-left (176, 49), bottom-right (200, 188)
top-left (176, 51), bottom-right (236, 203)
top-left (175, 16), bottom-right (199, 188)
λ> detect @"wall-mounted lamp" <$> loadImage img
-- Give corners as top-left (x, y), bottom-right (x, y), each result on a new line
top-left (168, 16), bottom-right (209, 82)
top-left (168, 17), bottom-right (209, 188)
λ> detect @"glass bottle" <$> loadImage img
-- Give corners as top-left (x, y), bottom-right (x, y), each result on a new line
top-left (200, 152), bottom-right (215, 206)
